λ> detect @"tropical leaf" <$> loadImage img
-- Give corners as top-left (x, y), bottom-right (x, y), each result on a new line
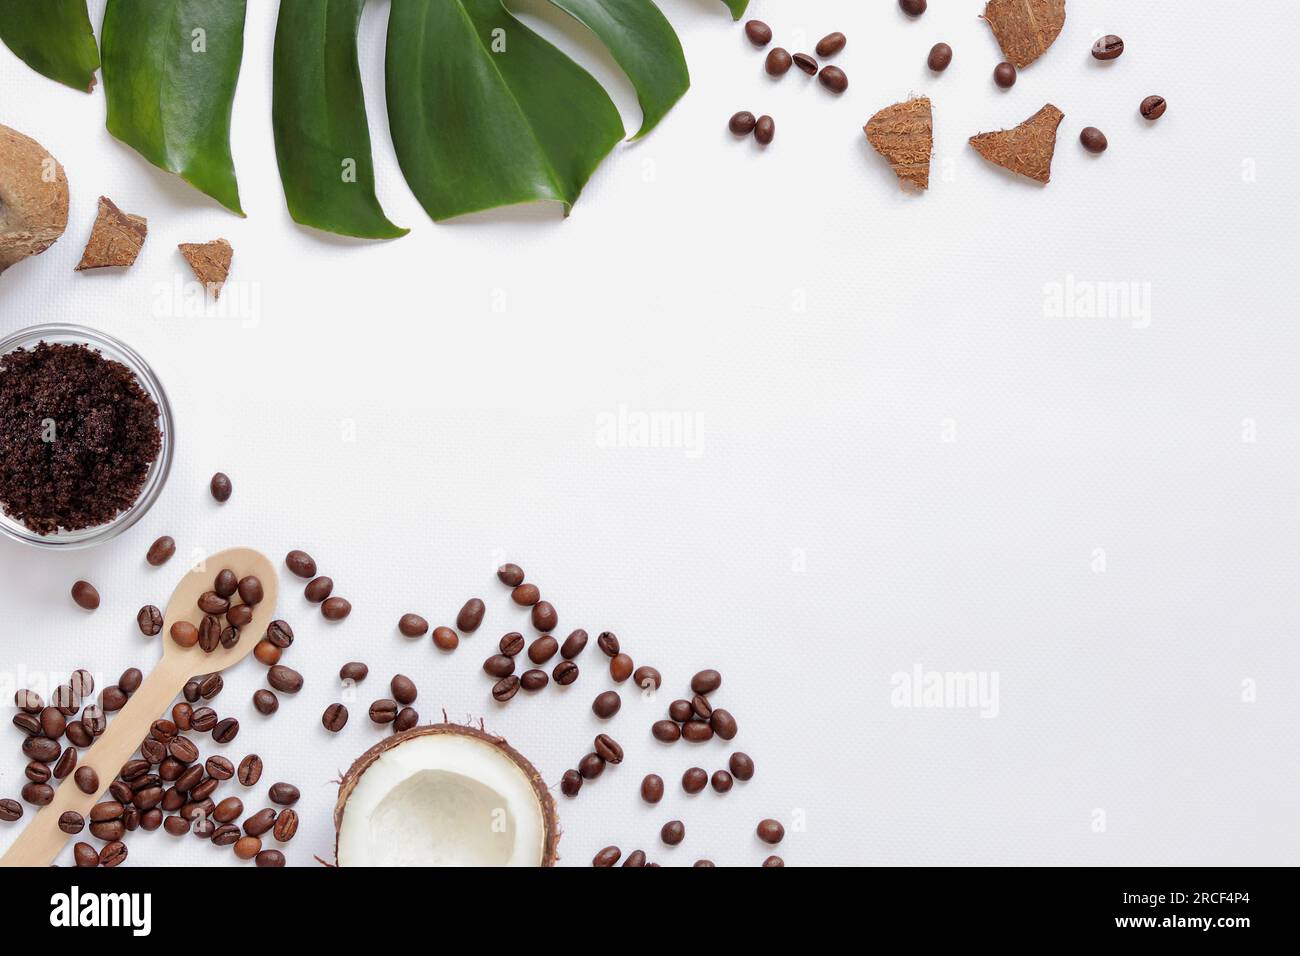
top-left (101, 0), bottom-right (247, 215)
top-left (721, 0), bottom-right (749, 20)
top-left (540, 0), bottom-right (688, 139)
top-left (0, 0), bottom-right (99, 92)
top-left (385, 0), bottom-right (624, 222)
top-left (272, 0), bottom-right (407, 238)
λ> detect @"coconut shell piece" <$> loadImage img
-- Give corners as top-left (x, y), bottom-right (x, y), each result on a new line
top-left (0, 124), bottom-right (69, 276)
top-left (969, 104), bottom-right (1064, 184)
top-left (864, 97), bottom-right (933, 191)
top-left (178, 238), bottom-right (233, 298)
top-left (981, 0), bottom-right (1066, 69)
top-left (75, 196), bottom-right (147, 270)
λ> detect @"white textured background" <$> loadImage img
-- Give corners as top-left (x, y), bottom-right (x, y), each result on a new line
top-left (1, 0), bottom-right (1297, 866)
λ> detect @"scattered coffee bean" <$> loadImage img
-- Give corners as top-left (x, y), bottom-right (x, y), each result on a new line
top-left (73, 765), bottom-right (99, 794)
top-left (492, 676), bottom-right (521, 702)
top-left (304, 575), bottom-right (333, 602)
top-left (65, 720), bottom-right (92, 747)
top-left (661, 820), bottom-right (685, 846)
top-left (391, 674), bottom-right (417, 705)
top-left (213, 796), bottom-right (244, 824)
top-left (70, 668), bottom-right (94, 697)
top-left (369, 699), bottom-right (398, 724)
top-left (818, 65), bottom-right (848, 93)
top-left (765, 47), bottom-right (792, 76)
top-left (597, 631), bottom-right (620, 657)
top-left (0, 799), bottom-right (23, 821)
top-left (1140, 95), bottom-right (1167, 120)
top-left (119, 667), bottom-right (142, 694)
top-left (520, 669), bottom-right (548, 691)
top-left (72, 840), bottom-right (99, 864)
top-left (578, 752), bottom-right (605, 779)
top-left (14, 689), bottom-right (43, 712)
top-left (457, 598), bottom-right (485, 632)
top-left (560, 629), bottom-right (588, 659)
top-left (743, 19), bottom-right (771, 47)
top-left (267, 665), bottom-right (303, 693)
top-left (757, 818), bottom-right (785, 844)
top-left (594, 734), bottom-right (623, 764)
top-left (632, 666), bottom-right (661, 690)
top-left (1092, 34), bottom-right (1124, 60)
top-left (23, 737), bottom-right (60, 762)
top-left (711, 770), bottom-right (734, 793)
top-left (339, 661), bottom-right (368, 683)
top-left (53, 747), bottom-right (76, 778)
top-left (25, 762), bottom-right (50, 783)
top-left (13, 712), bottom-right (40, 736)
top-left (234, 835), bottom-right (262, 860)
top-left (84, 705), bottom-right (105, 736)
top-left (432, 626), bottom-right (459, 651)
top-left (640, 773), bottom-right (664, 804)
top-left (816, 32), bottom-right (846, 58)
top-left (900, 0), bottom-right (926, 15)
top-left (511, 583), bottom-right (540, 608)
top-left (285, 549), bottom-right (316, 577)
top-left (168, 735), bottom-right (199, 762)
top-left (499, 632), bottom-right (525, 656)
top-left (146, 535), bottom-right (176, 566)
top-left (190, 707), bottom-right (217, 733)
top-left (253, 640), bottom-right (281, 665)
top-left (71, 580), bottom-right (99, 610)
top-left (553, 660), bottom-right (579, 685)
top-left (206, 756), bottom-right (234, 780)
top-left (560, 769), bottom-right (583, 797)
top-left (729, 111), bottom-right (757, 136)
top-left (321, 596), bottom-right (351, 620)
top-left (214, 569), bottom-right (238, 597)
top-left (592, 690), bottom-right (621, 719)
top-left (496, 563), bottom-right (525, 587)
top-left (249, 690), bottom-right (276, 716)
top-left (209, 472), bottom-right (232, 502)
top-left (528, 635), bottom-right (558, 664)
top-left (243, 806), bottom-right (276, 836)
top-left (237, 754), bottom-right (263, 786)
top-left (593, 845), bottom-right (621, 867)
top-left (53, 683), bottom-right (78, 714)
top-left (792, 52), bottom-right (818, 76)
top-left (711, 708), bottom-right (737, 740)
top-left (398, 613), bottom-right (427, 637)
top-left (260, 621), bottom-right (291, 650)
top-left (256, 848), bottom-right (285, 867)
top-left (1080, 126), bottom-right (1108, 153)
top-left (59, 810), bottom-right (84, 834)
top-left (624, 850), bottom-right (647, 867)
top-left (136, 605), bottom-right (163, 636)
top-left (483, 655), bottom-right (516, 678)
top-left (610, 653), bottom-right (633, 683)
top-left (273, 807), bottom-right (298, 842)
top-left (652, 720), bottom-right (681, 743)
top-left (198, 673), bottom-right (224, 699)
top-left (691, 670), bottom-right (721, 694)
top-left (99, 841), bottom-right (128, 867)
top-left (269, 782), bottom-right (300, 806)
top-left (40, 706), bottom-right (65, 737)
top-left (682, 767), bottom-right (708, 794)
top-left (928, 42), bottom-right (953, 71)
top-left (162, 815), bottom-right (189, 836)
top-left (90, 801), bottom-right (125, 823)
top-left (754, 115), bottom-right (775, 145)
top-left (394, 706), bottom-right (418, 731)
top-left (212, 822), bottom-right (241, 845)
top-left (993, 61), bottom-right (1017, 88)
top-left (763, 855), bottom-right (784, 867)
top-left (213, 717), bottom-right (240, 743)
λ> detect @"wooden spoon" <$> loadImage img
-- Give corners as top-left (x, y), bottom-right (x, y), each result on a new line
top-left (0, 547), bottom-right (278, 867)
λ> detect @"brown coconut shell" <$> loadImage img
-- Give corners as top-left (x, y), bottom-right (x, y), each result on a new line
top-left (75, 196), bottom-right (147, 270)
top-left (178, 238), bottom-right (233, 298)
top-left (969, 104), bottom-right (1065, 184)
top-left (0, 123), bottom-right (69, 276)
top-left (333, 720), bottom-right (561, 867)
top-left (864, 97), bottom-right (933, 191)
top-left (981, 0), bottom-right (1066, 69)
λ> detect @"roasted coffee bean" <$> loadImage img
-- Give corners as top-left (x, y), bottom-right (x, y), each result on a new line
top-left (610, 653), bottom-right (634, 683)
top-left (140, 738), bottom-right (165, 765)
top-left (596, 631), bottom-right (620, 658)
top-left (592, 691), bottom-right (621, 719)
top-left (693, 859), bottom-right (715, 868)
top-left (391, 674), bottom-right (417, 705)
top-left (198, 674), bottom-right (223, 700)
top-left (25, 762), bottom-right (50, 783)
top-left (757, 819), bottom-right (785, 844)
top-left (1092, 34), bottom-right (1124, 60)
top-left (213, 796), bottom-right (244, 823)
top-left (560, 769), bottom-right (582, 797)
top-left (520, 669), bottom-right (548, 691)
top-left (729, 111), bottom-right (757, 136)
top-left (394, 706), bottom-right (418, 731)
top-left (818, 65), bottom-right (848, 93)
top-left (158, 761), bottom-right (184, 784)
top-left (71, 840), bottom-right (100, 865)
top-left (578, 752), bottom-right (605, 779)
top-left (111, 780), bottom-right (135, 804)
top-left (456, 598), bottom-right (486, 633)
top-left (214, 568), bottom-right (238, 598)
top-left (15, 689), bottom-right (43, 712)
top-left (682, 720), bottom-right (714, 743)
top-left (623, 850), bottom-right (648, 868)
top-left (163, 815), bottom-right (190, 836)
top-left (213, 718), bottom-right (240, 743)
top-left (928, 42), bottom-right (953, 71)
top-left (432, 626), bottom-right (459, 651)
top-left (170, 621), bottom-right (199, 648)
top-left (243, 807), bottom-right (276, 836)
top-left (691, 694), bottom-right (712, 720)
top-left (185, 706), bottom-right (216, 734)
top-left (792, 52), bottom-right (817, 75)
top-left (22, 782), bottom-right (54, 805)
top-left (561, 629), bottom-right (588, 659)
top-left (13, 712), bottom-right (41, 735)
top-left (205, 756), bottom-right (234, 781)
top-left (175, 765), bottom-right (203, 793)
top-left (304, 575), bottom-right (333, 602)
top-left (711, 709), bottom-right (738, 740)
top-left (593, 845), bottom-right (621, 867)
top-left (751, 111), bottom-right (773, 143)
top-left (661, 820), bottom-right (685, 846)
top-left (197, 590), bottom-right (229, 615)
top-left (101, 685), bottom-right (128, 711)
top-left (369, 698), bottom-right (398, 724)
top-left (53, 683), bottom-right (79, 714)
top-left (993, 61), bottom-right (1016, 88)
top-left (98, 840), bottom-right (127, 867)
top-left (90, 800), bottom-right (124, 822)
top-left (238, 755), bottom-right (263, 787)
top-left (511, 583), bottom-right (540, 606)
top-left (140, 808), bottom-right (163, 831)
top-left (711, 770), bottom-right (734, 793)
top-left (483, 655), bottom-right (516, 678)
top-left (640, 773), bottom-right (665, 804)
top-left (71, 580), bottom-right (100, 610)
top-left (531, 600), bottom-right (557, 632)
top-left (119, 807), bottom-right (140, 832)
top-left (632, 666), bottom-right (661, 690)
top-left (218, 625), bottom-right (239, 649)
top-left (235, 575), bottom-right (263, 606)
top-left (82, 705), bottom-right (105, 735)
top-left (169, 736), bottom-right (199, 763)
top-left (133, 785), bottom-right (163, 810)
top-left (69, 668), bottom-right (93, 697)
top-left (146, 535), bottom-right (176, 566)
top-left (211, 822), bottom-right (241, 846)
top-left (1140, 95), bottom-right (1167, 120)
top-left (59, 810), bottom-right (85, 834)
top-left (652, 720), bottom-right (681, 743)
top-left (254, 640), bottom-right (281, 665)
top-left (183, 677), bottom-right (202, 702)
top-left (322, 703), bottom-right (348, 732)
top-left (119, 667), bottom-right (142, 695)
top-left (228, 599), bottom-right (253, 626)
top-left (691, 669), bottom-right (721, 694)
top-left (268, 665), bottom-right (303, 694)
top-left (492, 675), bottom-right (521, 702)
top-left (497, 563), bottom-right (525, 587)
top-left (682, 767), bottom-right (708, 794)
top-left (553, 660), bottom-right (579, 686)
top-left (197, 615), bottom-right (222, 652)
top-left (765, 46), bottom-right (792, 76)
top-left (53, 747), bottom-right (76, 779)
top-left (0, 798), bottom-right (23, 821)
top-left (23, 737), bottom-right (60, 763)
top-left (256, 848), bottom-right (286, 867)
top-left (321, 597), bottom-right (351, 620)
top-left (137, 606), bottom-right (163, 634)
top-left (816, 31), bottom-right (846, 57)
top-left (744, 19), bottom-right (771, 47)
top-left (528, 635), bottom-right (558, 664)
top-left (270, 783), bottom-right (300, 806)
top-left (273, 807), bottom-right (299, 842)
top-left (129, 773), bottom-right (161, 793)
top-left (209, 472), bottom-right (232, 502)
top-left (900, 0), bottom-right (926, 15)
top-left (65, 720), bottom-right (93, 748)
top-left (498, 633), bottom-right (525, 657)
top-left (283, 548), bottom-right (316, 578)
top-left (234, 835), bottom-right (262, 860)
top-left (1080, 126), bottom-right (1109, 153)
top-left (40, 706), bottom-right (66, 738)
top-left (594, 734), bottom-right (623, 764)
top-left (339, 662), bottom-right (368, 683)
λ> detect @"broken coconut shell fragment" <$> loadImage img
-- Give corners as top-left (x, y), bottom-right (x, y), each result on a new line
top-left (334, 722), bottom-right (559, 866)
top-left (864, 97), bottom-right (933, 191)
top-left (980, 0), bottom-right (1066, 69)
top-left (75, 196), bottom-right (147, 270)
top-left (0, 123), bottom-right (69, 277)
top-left (178, 238), bottom-right (233, 298)
top-left (969, 104), bottom-right (1065, 185)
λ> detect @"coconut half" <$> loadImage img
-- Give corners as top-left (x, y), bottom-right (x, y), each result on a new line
top-left (335, 723), bottom-right (559, 867)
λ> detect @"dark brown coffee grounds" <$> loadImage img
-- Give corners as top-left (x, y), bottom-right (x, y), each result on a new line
top-left (0, 341), bottom-right (161, 534)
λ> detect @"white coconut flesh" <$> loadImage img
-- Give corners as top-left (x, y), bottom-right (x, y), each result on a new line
top-left (337, 732), bottom-right (548, 866)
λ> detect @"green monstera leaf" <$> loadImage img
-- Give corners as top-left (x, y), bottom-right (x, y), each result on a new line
top-left (0, 0), bottom-right (100, 92)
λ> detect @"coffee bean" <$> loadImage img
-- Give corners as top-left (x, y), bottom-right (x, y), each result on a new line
top-left (394, 706), bottom-right (418, 731)
top-left (168, 735), bottom-right (199, 763)
top-left (691, 669), bottom-right (721, 694)
top-left (754, 115), bottom-right (775, 145)
top-left (73, 766), bottom-right (97, 795)
top-left (68, 668), bottom-right (93, 698)
top-left (13, 712), bottom-right (40, 735)
top-left (199, 673), bottom-right (223, 700)
top-left (14, 689), bottom-right (43, 712)
top-left (234, 835), bottom-right (262, 860)
top-left (146, 535), bottom-right (176, 566)
top-left (23, 737), bottom-right (60, 763)
top-left (190, 707), bottom-right (217, 733)
top-left (53, 684), bottom-right (78, 714)
top-left (492, 676), bottom-right (520, 702)
top-left (285, 549), bottom-right (317, 578)
top-left (549, 770), bottom-right (582, 804)
top-left (22, 781), bottom-right (53, 805)
top-left (25, 762), bottom-right (50, 783)
top-left (816, 31), bottom-right (846, 57)
top-left (594, 734), bottom-right (623, 764)
top-left (818, 65), bottom-right (848, 93)
top-left (243, 807), bottom-right (276, 838)
top-left (206, 756), bottom-right (234, 780)
top-left (339, 661), bottom-right (368, 683)
top-left (592, 691), bottom-right (621, 719)
top-left (661, 820), bottom-right (685, 846)
top-left (762, 855), bottom-right (784, 867)
top-left (82, 704), bottom-right (105, 735)
top-left (640, 773), bottom-right (665, 804)
top-left (209, 472), bottom-right (232, 502)
top-left (610, 653), bottom-right (633, 683)
top-left (553, 660), bottom-right (579, 685)
top-left (273, 807), bottom-right (298, 842)
top-left (211, 796), bottom-right (242, 823)
top-left (528, 635), bottom-right (558, 664)
top-left (65, 720), bottom-right (92, 748)
top-left (237, 754), bottom-right (263, 787)
top-left (268, 665), bottom-right (303, 693)
top-left (234, 575), bottom-right (262, 606)
top-left (623, 850), bottom-right (647, 867)
top-left (211, 822), bottom-right (241, 845)
top-left (197, 614), bottom-right (221, 652)
top-left (691, 694), bottom-right (712, 720)
top-left (483, 655), bottom-right (516, 679)
top-left (1080, 126), bottom-right (1109, 153)
top-left (183, 678), bottom-right (202, 702)
top-left (98, 840), bottom-right (127, 867)
top-left (227, 609), bottom-right (252, 635)
top-left (578, 752), bottom-right (605, 779)
top-left (71, 840), bottom-right (100, 865)
top-left (71, 580), bottom-right (99, 610)
top-left (0, 799), bottom-right (23, 821)
top-left (391, 674), bottom-right (418, 705)
top-left (256, 848), bottom-right (285, 867)
top-left (119, 667), bottom-right (142, 695)
top-left (593, 845), bottom-right (621, 867)
top-left (682, 767), bottom-right (707, 794)
top-left (693, 859), bottom-right (715, 867)
top-left (520, 669), bottom-right (548, 691)
top-left (170, 621), bottom-right (198, 648)
top-left (140, 808), bottom-right (163, 831)
top-left (928, 42), bottom-right (953, 71)
top-left (765, 47), bottom-right (791, 76)
top-left (792, 52), bottom-right (817, 76)
top-left (744, 19), bottom-right (771, 47)
top-left (39, 706), bottom-right (65, 737)
top-left (729, 111), bottom-right (757, 136)
top-left (499, 632), bottom-right (525, 657)
top-left (496, 563), bottom-right (525, 587)
top-left (156, 764), bottom-right (182, 788)
top-left (682, 720), bottom-right (714, 743)
top-left (456, 598), bottom-right (485, 632)
top-left (197, 590), bottom-right (229, 615)
top-left (993, 61), bottom-right (1016, 88)
top-left (561, 629), bottom-right (588, 659)
top-left (427, 626), bottom-right (457, 651)
top-left (757, 818), bottom-right (785, 844)
top-left (254, 640), bottom-right (281, 665)
top-left (140, 738), bottom-right (166, 764)
top-left (1092, 34), bottom-right (1124, 60)
top-left (369, 699), bottom-right (398, 724)
top-left (163, 815), bottom-right (190, 836)
top-left (304, 576), bottom-right (333, 602)
top-left (398, 613), bottom-right (427, 637)
top-left (322, 596), bottom-right (351, 620)
top-left (711, 709), bottom-right (738, 740)
top-left (596, 631), bottom-right (620, 657)
top-left (249, 689), bottom-right (277, 716)
top-left (213, 717), bottom-right (239, 743)
top-left (322, 703), bottom-right (348, 732)
top-left (59, 810), bottom-right (84, 834)
top-left (90, 800), bottom-right (124, 822)
top-left (900, 0), bottom-right (926, 15)
top-left (214, 568), bottom-right (238, 597)
top-left (511, 583), bottom-right (540, 606)
top-left (711, 770), bottom-right (734, 793)
top-left (268, 782), bottom-right (299, 806)
top-left (101, 685), bottom-right (127, 712)
top-left (1140, 95), bottom-right (1167, 120)
top-left (652, 720), bottom-right (681, 743)
top-left (632, 666), bottom-right (661, 690)
top-left (53, 747), bottom-right (76, 779)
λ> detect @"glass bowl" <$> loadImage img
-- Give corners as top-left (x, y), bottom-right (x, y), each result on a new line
top-left (0, 323), bottom-right (174, 549)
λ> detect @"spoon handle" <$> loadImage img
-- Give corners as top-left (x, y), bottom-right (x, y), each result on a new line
top-left (0, 653), bottom-right (192, 867)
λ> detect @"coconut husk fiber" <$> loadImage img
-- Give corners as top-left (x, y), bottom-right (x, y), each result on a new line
top-left (981, 0), bottom-right (1067, 69)
top-left (178, 238), bottom-right (233, 298)
top-left (864, 97), bottom-right (933, 191)
top-left (0, 123), bottom-right (68, 276)
top-left (75, 196), bottom-right (147, 270)
top-left (969, 104), bottom-right (1064, 184)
